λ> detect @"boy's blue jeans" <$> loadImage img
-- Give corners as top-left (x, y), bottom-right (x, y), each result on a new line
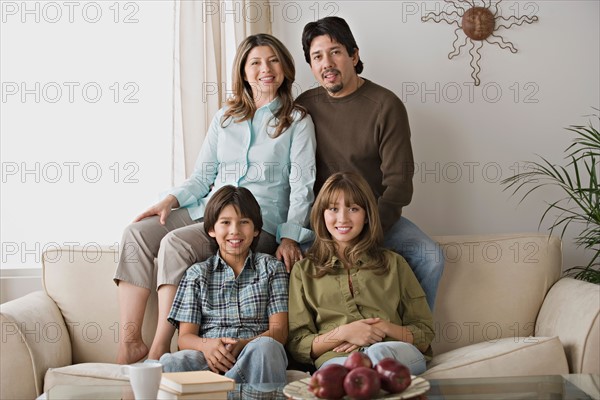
top-left (157, 337), bottom-right (288, 383)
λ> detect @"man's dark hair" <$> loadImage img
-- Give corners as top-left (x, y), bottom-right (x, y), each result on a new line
top-left (203, 186), bottom-right (263, 252)
top-left (301, 16), bottom-right (363, 74)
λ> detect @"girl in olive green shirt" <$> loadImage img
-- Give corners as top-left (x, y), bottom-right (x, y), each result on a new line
top-left (287, 172), bottom-right (434, 374)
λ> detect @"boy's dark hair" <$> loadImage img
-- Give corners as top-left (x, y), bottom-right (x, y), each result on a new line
top-left (203, 186), bottom-right (263, 252)
top-left (301, 16), bottom-right (364, 74)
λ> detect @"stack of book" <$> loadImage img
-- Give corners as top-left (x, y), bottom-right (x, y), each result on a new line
top-left (158, 371), bottom-right (235, 399)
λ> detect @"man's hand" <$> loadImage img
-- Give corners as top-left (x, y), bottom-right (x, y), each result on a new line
top-left (133, 195), bottom-right (179, 225)
top-left (275, 238), bottom-right (303, 272)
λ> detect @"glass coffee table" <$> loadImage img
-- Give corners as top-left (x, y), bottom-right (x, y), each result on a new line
top-left (38, 374), bottom-right (599, 399)
top-left (424, 374), bottom-right (599, 399)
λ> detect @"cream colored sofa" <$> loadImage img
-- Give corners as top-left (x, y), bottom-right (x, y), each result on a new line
top-left (1, 233), bottom-right (599, 399)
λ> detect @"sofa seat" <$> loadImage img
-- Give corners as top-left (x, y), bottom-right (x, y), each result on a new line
top-left (422, 336), bottom-right (568, 379)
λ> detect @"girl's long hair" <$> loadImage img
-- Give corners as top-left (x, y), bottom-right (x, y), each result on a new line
top-left (308, 171), bottom-right (388, 277)
top-left (222, 33), bottom-right (306, 138)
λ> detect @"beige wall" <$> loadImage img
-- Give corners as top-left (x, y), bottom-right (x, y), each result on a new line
top-left (273, 0), bottom-right (600, 270)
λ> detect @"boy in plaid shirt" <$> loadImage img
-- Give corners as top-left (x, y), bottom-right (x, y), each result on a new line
top-left (157, 186), bottom-right (289, 383)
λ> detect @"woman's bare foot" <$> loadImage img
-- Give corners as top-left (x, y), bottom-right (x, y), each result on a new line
top-left (117, 341), bottom-right (149, 364)
top-left (147, 342), bottom-right (171, 361)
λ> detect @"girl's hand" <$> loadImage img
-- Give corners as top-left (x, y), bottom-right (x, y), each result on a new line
top-left (340, 318), bottom-right (385, 347)
top-left (333, 342), bottom-right (360, 353)
top-left (133, 195), bottom-right (179, 225)
top-left (276, 238), bottom-right (303, 272)
top-left (203, 338), bottom-right (238, 373)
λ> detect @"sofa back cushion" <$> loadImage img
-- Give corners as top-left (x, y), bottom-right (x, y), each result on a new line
top-left (41, 234), bottom-right (562, 363)
top-left (42, 246), bottom-right (164, 363)
top-left (431, 234), bottom-right (562, 355)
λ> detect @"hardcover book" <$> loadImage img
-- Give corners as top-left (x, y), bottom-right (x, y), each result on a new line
top-left (160, 371), bottom-right (235, 394)
top-left (157, 387), bottom-right (228, 399)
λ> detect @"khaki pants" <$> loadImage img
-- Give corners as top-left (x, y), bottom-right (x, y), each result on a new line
top-left (113, 208), bottom-right (278, 290)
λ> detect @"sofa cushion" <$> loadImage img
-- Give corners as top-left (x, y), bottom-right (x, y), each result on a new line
top-left (535, 278), bottom-right (600, 374)
top-left (42, 247), bottom-right (166, 364)
top-left (1, 291), bottom-right (72, 400)
top-left (44, 363), bottom-right (310, 393)
top-left (44, 363), bottom-right (128, 391)
top-left (431, 234), bottom-right (562, 355)
top-left (422, 336), bottom-right (568, 379)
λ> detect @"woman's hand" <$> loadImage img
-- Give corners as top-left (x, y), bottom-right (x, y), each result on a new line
top-left (276, 238), bottom-right (303, 272)
top-left (133, 195), bottom-right (179, 225)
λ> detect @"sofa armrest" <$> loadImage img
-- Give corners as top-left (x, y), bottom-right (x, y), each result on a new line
top-left (535, 277), bottom-right (599, 374)
top-left (1, 291), bottom-right (72, 399)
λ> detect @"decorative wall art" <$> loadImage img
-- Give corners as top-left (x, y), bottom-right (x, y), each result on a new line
top-left (422, 0), bottom-right (539, 86)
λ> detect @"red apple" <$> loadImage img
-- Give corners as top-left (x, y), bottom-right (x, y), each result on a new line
top-left (343, 366), bottom-right (381, 400)
top-left (308, 364), bottom-right (348, 399)
top-left (375, 358), bottom-right (412, 393)
top-left (343, 351), bottom-right (373, 370)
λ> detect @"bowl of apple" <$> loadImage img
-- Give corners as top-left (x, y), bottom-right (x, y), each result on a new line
top-left (283, 352), bottom-right (430, 400)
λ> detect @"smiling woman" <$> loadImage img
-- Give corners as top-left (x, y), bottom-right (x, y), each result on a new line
top-left (1, 1), bottom-right (174, 273)
top-left (112, 32), bottom-right (315, 365)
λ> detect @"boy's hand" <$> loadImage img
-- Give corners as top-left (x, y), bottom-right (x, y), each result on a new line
top-left (225, 338), bottom-right (248, 359)
top-left (204, 338), bottom-right (238, 373)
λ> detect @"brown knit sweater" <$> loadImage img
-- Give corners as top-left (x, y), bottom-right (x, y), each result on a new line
top-left (296, 79), bottom-right (414, 232)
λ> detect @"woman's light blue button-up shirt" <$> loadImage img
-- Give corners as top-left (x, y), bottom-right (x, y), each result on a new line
top-left (168, 98), bottom-right (316, 243)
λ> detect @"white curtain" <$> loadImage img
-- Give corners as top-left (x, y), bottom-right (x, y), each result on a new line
top-left (172, 0), bottom-right (272, 184)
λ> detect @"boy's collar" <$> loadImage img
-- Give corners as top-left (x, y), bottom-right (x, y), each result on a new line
top-left (213, 250), bottom-right (256, 271)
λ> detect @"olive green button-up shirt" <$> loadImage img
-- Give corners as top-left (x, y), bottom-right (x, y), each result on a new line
top-left (287, 250), bottom-right (434, 368)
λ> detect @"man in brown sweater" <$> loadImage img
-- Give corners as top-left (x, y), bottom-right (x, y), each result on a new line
top-left (296, 16), bottom-right (443, 310)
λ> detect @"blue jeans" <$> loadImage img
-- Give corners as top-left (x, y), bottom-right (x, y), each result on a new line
top-left (320, 342), bottom-right (426, 375)
top-left (157, 337), bottom-right (288, 384)
top-left (383, 217), bottom-right (444, 310)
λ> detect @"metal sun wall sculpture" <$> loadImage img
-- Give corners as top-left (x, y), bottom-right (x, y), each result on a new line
top-left (422, 0), bottom-right (539, 86)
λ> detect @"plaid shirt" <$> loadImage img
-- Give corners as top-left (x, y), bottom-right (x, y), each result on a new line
top-left (168, 251), bottom-right (288, 339)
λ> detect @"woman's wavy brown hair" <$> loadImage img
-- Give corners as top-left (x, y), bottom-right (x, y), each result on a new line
top-left (308, 171), bottom-right (388, 277)
top-left (222, 33), bottom-right (305, 138)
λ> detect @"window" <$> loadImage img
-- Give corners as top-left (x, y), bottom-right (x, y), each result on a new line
top-left (1, 1), bottom-right (174, 269)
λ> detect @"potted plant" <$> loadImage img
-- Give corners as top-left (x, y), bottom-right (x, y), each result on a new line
top-left (501, 109), bottom-right (599, 284)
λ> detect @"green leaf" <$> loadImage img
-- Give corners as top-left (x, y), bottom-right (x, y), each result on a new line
top-left (501, 109), bottom-right (600, 284)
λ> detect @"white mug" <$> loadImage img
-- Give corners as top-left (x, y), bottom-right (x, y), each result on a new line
top-left (124, 363), bottom-right (163, 400)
